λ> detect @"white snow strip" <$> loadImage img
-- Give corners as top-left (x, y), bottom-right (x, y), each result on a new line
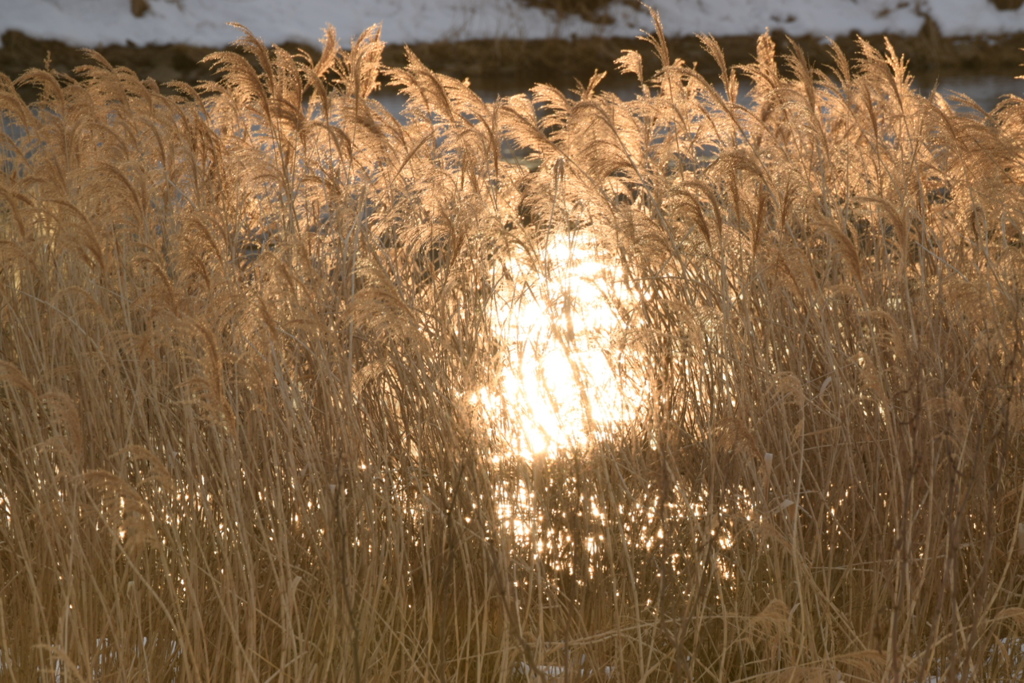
top-left (2, 0), bottom-right (1024, 51)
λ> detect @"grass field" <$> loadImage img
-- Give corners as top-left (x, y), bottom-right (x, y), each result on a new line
top-left (2, 12), bottom-right (1024, 681)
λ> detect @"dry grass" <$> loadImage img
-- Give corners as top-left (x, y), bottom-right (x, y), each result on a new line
top-left (2, 11), bottom-right (1024, 681)
top-left (515, 0), bottom-right (640, 24)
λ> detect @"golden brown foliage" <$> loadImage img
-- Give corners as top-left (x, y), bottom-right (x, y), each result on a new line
top-left (2, 14), bottom-right (1024, 681)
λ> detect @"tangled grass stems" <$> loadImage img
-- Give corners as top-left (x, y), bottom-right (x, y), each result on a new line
top-left (2, 12), bottom-right (1024, 681)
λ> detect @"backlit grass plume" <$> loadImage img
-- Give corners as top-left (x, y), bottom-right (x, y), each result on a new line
top-left (1, 12), bottom-right (1023, 681)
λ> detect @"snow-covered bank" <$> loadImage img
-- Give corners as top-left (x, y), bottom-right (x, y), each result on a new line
top-left (3, 0), bottom-right (1024, 52)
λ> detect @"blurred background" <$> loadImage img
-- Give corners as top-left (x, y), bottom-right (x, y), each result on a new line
top-left (2, 0), bottom-right (1024, 110)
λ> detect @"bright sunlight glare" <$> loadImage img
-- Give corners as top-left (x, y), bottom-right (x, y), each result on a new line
top-left (473, 231), bottom-right (644, 459)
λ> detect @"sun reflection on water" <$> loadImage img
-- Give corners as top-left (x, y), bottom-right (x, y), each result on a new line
top-left (459, 226), bottom-right (760, 608)
top-left (473, 230), bottom-right (643, 460)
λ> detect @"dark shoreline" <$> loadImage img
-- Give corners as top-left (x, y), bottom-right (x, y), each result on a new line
top-left (2, 18), bottom-right (1023, 96)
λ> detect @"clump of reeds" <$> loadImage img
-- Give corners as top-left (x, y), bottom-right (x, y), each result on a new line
top-left (1, 11), bottom-right (1023, 681)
